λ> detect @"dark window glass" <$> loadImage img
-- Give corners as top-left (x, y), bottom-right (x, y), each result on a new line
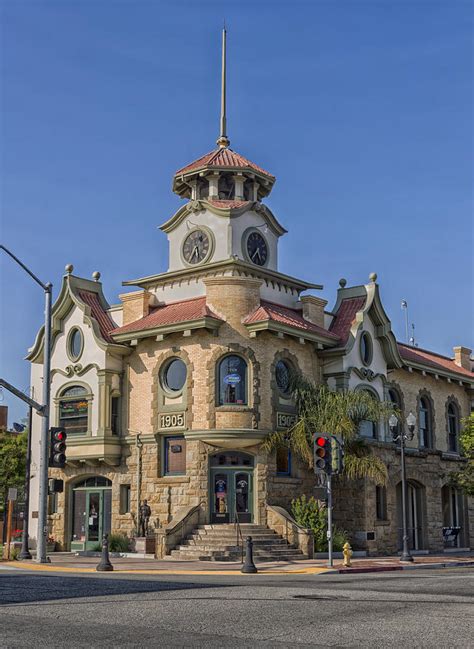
top-left (59, 386), bottom-right (88, 434)
top-left (164, 436), bottom-right (186, 475)
top-left (447, 403), bottom-right (459, 453)
top-left (419, 397), bottom-right (432, 448)
top-left (69, 329), bottom-right (83, 359)
top-left (360, 332), bottom-right (372, 366)
top-left (376, 486), bottom-right (387, 520)
top-left (276, 447), bottom-right (291, 475)
top-left (218, 355), bottom-right (247, 405)
top-left (210, 452), bottom-right (253, 467)
top-left (72, 490), bottom-right (86, 542)
top-left (359, 391), bottom-right (377, 439)
top-left (388, 388), bottom-right (401, 438)
top-left (111, 397), bottom-right (120, 435)
top-left (75, 477), bottom-right (112, 489)
top-left (163, 358), bottom-right (187, 392)
top-left (276, 360), bottom-right (291, 394)
top-left (120, 485), bottom-right (131, 514)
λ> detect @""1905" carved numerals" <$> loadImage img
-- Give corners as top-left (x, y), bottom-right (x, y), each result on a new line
top-left (159, 412), bottom-right (185, 429)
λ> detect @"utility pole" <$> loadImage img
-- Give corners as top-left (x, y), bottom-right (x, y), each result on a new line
top-left (0, 245), bottom-right (52, 563)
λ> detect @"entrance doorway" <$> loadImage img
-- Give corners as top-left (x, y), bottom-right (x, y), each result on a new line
top-left (209, 451), bottom-right (254, 524)
top-left (397, 480), bottom-right (426, 551)
top-left (442, 485), bottom-right (469, 548)
top-left (71, 477), bottom-right (112, 551)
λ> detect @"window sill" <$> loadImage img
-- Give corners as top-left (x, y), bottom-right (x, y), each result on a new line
top-left (216, 405), bottom-right (253, 412)
top-left (375, 520), bottom-right (390, 527)
top-left (273, 477), bottom-right (302, 485)
top-left (157, 476), bottom-right (190, 484)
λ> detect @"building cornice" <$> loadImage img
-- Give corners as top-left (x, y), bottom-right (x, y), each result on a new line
top-left (123, 258), bottom-right (322, 293)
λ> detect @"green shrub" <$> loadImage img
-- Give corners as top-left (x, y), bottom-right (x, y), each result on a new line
top-left (108, 533), bottom-right (129, 553)
top-left (291, 494), bottom-right (348, 552)
top-left (92, 543), bottom-right (102, 552)
top-left (10, 546), bottom-right (20, 561)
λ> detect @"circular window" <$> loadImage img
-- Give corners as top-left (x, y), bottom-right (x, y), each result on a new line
top-left (275, 360), bottom-right (291, 394)
top-left (68, 328), bottom-right (83, 361)
top-left (360, 332), bottom-right (373, 366)
top-left (162, 358), bottom-right (187, 393)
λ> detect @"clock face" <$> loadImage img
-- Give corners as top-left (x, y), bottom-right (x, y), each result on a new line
top-left (182, 229), bottom-right (210, 265)
top-left (246, 231), bottom-right (268, 266)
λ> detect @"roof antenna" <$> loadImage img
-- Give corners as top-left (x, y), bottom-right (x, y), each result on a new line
top-left (409, 322), bottom-right (418, 347)
top-left (216, 24), bottom-right (230, 148)
top-left (401, 300), bottom-right (409, 344)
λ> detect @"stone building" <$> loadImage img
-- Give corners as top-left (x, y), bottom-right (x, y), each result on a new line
top-left (27, 31), bottom-right (473, 558)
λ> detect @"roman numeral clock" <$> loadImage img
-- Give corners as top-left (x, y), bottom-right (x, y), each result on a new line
top-left (182, 228), bottom-right (212, 265)
top-left (245, 231), bottom-right (268, 266)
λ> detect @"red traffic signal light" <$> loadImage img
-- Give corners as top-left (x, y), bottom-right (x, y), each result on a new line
top-left (313, 434), bottom-right (332, 474)
top-left (49, 427), bottom-right (67, 468)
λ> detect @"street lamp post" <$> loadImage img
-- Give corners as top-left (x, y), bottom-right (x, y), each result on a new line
top-left (389, 411), bottom-right (416, 563)
top-left (0, 245), bottom-right (52, 564)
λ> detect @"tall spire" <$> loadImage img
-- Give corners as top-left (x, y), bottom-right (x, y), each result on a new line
top-left (216, 26), bottom-right (230, 148)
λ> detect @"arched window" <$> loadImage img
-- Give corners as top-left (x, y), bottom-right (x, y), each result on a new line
top-left (387, 387), bottom-right (402, 438)
top-left (59, 385), bottom-right (89, 435)
top-left (218, 355), bottom-right (248, 405)
top-left (358, 389), bottom-right (378, 439)
top-left (447, 402), bottom-right (459, 453)
top-left (419, 395), bottom-right (433, 449)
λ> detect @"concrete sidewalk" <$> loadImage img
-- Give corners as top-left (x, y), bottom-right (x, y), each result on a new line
top-left (2, 551), bottom-right (473, 575)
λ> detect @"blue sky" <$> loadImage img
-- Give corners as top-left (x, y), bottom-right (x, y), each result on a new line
top-left (1, 0), bottom-right (472, 425)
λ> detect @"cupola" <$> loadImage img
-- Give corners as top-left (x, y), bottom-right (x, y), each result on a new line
top-left (172, 28), bottom-right (275, 203)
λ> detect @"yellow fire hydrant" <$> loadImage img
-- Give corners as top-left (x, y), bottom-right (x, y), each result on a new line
top-left (343, 542), bottom-right (353, 567)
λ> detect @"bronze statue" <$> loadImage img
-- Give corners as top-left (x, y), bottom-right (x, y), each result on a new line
top-left (138, 499), bottom-right (151, 537)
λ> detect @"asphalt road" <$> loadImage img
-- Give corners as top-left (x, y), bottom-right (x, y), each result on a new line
top-left (0, 567), bottom-right (472, 648)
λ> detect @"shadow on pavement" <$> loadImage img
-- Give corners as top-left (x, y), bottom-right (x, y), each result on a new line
top-left (0, 574), bottom-right (229, 605)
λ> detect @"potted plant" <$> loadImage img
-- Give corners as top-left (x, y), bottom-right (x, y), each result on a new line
top-left (46, 535), bottom-right (56, 553)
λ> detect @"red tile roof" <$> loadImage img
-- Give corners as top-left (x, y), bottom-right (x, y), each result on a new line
top-left (328, 296), bottom-right (366, 345)
top-left (175, 148), bottom-right (275, 179)
top-left (243, 300), bottom-right (340, 340)
top-left (79, 290), bottom-right (116, 343)
top-left (111, 296), bottom-right (222, 335)
top-left (207, 199), bottom-right (252, 209)
top-left (398, 343), bottom-right (474, 379)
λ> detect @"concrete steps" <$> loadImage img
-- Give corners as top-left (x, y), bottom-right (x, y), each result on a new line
top-left (170, 524), bottom-right (307, 562)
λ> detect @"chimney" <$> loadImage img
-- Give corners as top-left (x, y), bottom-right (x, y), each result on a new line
top-left (119, 290), bottom-right (152, 326)
top-left (0, 405), bottom-right (7, 432)
top-left (300, 295), bottom-right (328, 329)
top-left (453, 346), bottom-right (472, 371)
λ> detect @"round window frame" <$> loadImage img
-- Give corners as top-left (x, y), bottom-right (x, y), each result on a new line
top-left (160, 357), bottom-right (188, 396)
top-left (242, 227), bottom-right (270, 268)
top-left (359, 331), bottom-right (373, 367)
top-left (180, 226), bottom-right (215, 268)
top-left (67, 327), bottom-right (84, 362)
top-left (275, 359), bottom-right (292, 396)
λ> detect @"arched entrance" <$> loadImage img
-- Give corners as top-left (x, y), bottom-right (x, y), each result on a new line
top-left (396, 480), bottom-right (426, 551)
top-left (441, 485), bottom-right (470, 549)
top-left (209, 451), bottom-right (254, 524)
top-left (70, 476), bottom-right (112, 551)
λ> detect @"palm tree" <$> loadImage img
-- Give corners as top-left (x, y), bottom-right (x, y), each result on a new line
top-left (264, 374), bottom-right (396, 485)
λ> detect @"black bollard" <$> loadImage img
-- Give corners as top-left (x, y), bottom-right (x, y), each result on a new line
top-left (241, 536), bottom-right (258, 574)
top-left (96, 533), bottom-right (114, 572)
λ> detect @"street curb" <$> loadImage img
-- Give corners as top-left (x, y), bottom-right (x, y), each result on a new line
top-left (337, 561), bottom-right (474, 575)
top-left (3, 560), bottom-right (473, 576)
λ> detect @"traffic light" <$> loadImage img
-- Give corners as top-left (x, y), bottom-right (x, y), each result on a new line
top-left (49, 427), bottom-right (67, 468)
top-left (314, 435), bottom-right (332, 475)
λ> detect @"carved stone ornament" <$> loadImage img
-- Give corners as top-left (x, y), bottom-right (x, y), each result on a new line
top-left (359, 367), bottom-right (376, 381)
top-left (189, 200), bottom-right (204, 214)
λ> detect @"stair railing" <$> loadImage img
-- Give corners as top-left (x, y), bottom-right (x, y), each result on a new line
top-left (234, 512), bottom-right (244, 563)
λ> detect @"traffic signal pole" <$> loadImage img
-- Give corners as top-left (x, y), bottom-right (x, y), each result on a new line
top-left (327, 472), bottom-right (333, 568)
top-left (0, 245), bottom-right (52, 564)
